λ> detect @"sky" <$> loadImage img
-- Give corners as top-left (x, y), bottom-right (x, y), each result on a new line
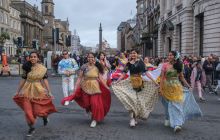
top-left (27, 0), bottom-right (136, 48)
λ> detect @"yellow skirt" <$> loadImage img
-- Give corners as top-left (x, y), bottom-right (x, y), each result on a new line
top-left (130, 75), bottom-right (144, 92)
top-left (161, 79), bottom-right (183, 102)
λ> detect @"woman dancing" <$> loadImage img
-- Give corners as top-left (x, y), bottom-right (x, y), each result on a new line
top-left (61, 52), bottom-right (111, 128)
top-left (160, 51), bottom-right (202, 133)
top-left (112, 49), bottom-right (159, 127)
top-left (144, 57), bottom-right (156, 71)
top-left (97, 52), bottom-right (111, 85)
top-left (13, 51), bottom-right (57, 137)
top-left (111, 52), bottom-right (128, 81)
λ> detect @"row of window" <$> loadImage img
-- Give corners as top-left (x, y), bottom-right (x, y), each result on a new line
top-left (146, 0), bottom-right (160, 8)
top-left (0, 0), bottom-right (9, 9)
top-left (10, 19), bottom-right (20, 31)
top-left (0, 13), bottom-right (20, 31)
top-left (10, 8), bottom-right (20, 18)
top-left (0, 11), bottom-right (8, 24)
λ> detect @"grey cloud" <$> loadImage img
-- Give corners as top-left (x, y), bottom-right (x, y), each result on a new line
top-left (28, 0), bottom-right (136, 48)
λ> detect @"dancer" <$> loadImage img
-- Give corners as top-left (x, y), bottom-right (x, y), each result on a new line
top-left (144, 57), bottom-right (156, 71)
top-left (58, 50), bottom-right (79, 106)
top-left (13, 51), bottom-right (57, 137)
top-left (112, 49), bottom-right (159, 127)
top-left (61, 52), bottom-right (111, 128)
top-left (97, 52), bottom-right (111, 85)
top-left (160, 51), bottom-right (202, 133)
top-left (190, 60), bottom-right (206, 101)
top-left (111, 52), bottom-right (128, 81)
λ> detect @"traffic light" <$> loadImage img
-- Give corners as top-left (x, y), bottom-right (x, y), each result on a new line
top-left (32, 40), bottom-right (39, 50)
top-left (32, 40), bottom-right (36, 48)
top-left (52, 28), bottom-right (59, 43)
top-left (17, 37), bottom-right (23, 48)
top-left (56, 28), bottom-right (59, 43)
top-left (32, 40), bottom-right (37, 49)
top-left (66, 35), bottom-right (71, 46)
top-left (36, 40), bottom-right (39, 50)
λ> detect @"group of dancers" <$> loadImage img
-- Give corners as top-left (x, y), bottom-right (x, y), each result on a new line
top-left (13, 49), bottom-right (202, 137)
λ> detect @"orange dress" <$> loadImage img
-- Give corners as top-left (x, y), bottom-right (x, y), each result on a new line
top-left (13, 64), bottom-right (57, 125)
top-left (1, 53), bottom-right (8, 66)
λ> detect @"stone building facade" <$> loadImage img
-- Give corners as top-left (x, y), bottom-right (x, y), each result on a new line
top-left (0, 0), bottom-right (10, 54)
top-left (71, 30), bottom-right (81, 55)
top-left (41, 0), bottom-right (54, 52)
top-left (158, 0), bottom-right (194, 57)
top-left (158, 0), bottom-right (220, 57)
top-left (0, 0), bottom-right (10, 34)
top-left (41, 0), bottom-right (71, 53)
top-left (117, 22), bottom-right (130, 52)
top-left (141, 0), bottom-right (160, 57)
top-left (0, 0), bottom-right (21, 56)
top-left (6, 6), bottom-right (21, 56)
top-left (192, 0), bottom-right (220, 56)
top-left (54, 18), bottom-right (71, 51)
top-left (117, 18), bottom-right (137, 52)
top-left (11, 0), bottom-right (44, 51)
top-left (136, 0), bottom-right (220, 57)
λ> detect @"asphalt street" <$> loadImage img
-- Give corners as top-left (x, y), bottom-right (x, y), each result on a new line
top-left (0, 77), bottom-right (220, 140)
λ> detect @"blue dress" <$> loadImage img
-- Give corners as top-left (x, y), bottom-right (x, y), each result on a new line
top-left (162, 87), bottom-right (202, 128)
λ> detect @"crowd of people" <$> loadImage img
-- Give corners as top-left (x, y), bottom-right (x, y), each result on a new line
top-left (12, 49), bottom-right (220, 137)
top-left (51, 51), bottom-right (220, 99)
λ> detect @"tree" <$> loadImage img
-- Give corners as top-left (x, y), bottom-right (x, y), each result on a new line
top-left (0, 32), bottom-right (10, 45)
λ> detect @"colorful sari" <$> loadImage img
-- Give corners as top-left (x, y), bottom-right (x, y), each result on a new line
top-left (61, 64), bottom-right (111, 121)
top-left (13, 64), bottom-right (57, 125)
top-left (99, 60), bottom-right (111, 86)
top-left (161, 63), bottom-right (202, 128)
top-left (112, 60), bottom-right (158, 119)
top-left (111, 58), bottom-right (128, 81)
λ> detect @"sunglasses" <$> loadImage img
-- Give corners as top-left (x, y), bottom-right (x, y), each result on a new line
top-left (63, 53), bottom-right (68, 55)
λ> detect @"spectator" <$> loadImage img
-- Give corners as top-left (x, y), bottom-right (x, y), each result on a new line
top-left (203, 56), bottom-right (215, 94)
top-left (213, 56), bottom-right (219, 86)
top-left (0, 51), bottom-right (11, 76)
top-left (191, 60), bottom-right (206, 102)
top-left (52, 54), bottom-right (60, 74)
top-left (215, 60), bottom-right (220, 99)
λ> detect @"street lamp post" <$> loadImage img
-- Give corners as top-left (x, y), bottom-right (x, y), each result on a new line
top-left (53, 26), bottom-right (56, 54)
top-left (99, 23), bottom-right (102, 52)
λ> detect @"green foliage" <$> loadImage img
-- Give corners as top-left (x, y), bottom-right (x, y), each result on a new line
top-left (0, 32), bottom-right (10, 44)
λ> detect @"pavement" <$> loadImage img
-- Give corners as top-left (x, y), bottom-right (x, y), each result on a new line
top-left (0, 77), bottom-right (220, 140)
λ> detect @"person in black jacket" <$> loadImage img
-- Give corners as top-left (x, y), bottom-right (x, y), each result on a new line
top-left (215, 61), bottom-right (220, 100)
top-left (203, 56), bottom-right (214, 93)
